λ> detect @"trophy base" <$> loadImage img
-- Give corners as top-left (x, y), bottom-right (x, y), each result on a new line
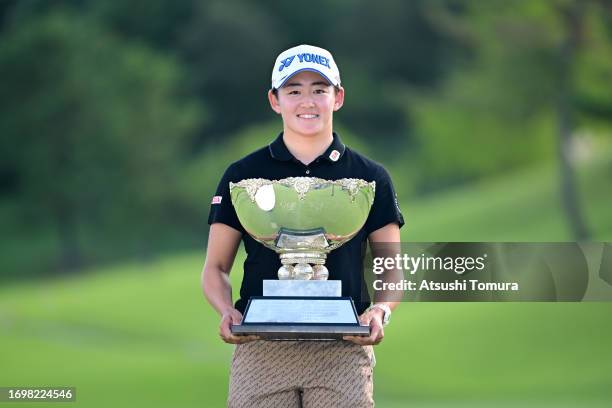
top-left (231, 323), bottom-right (370, 340)
top-left (231, 295), bottom-right (370, 341)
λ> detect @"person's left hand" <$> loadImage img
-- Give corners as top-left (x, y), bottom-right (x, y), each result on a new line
top-left (343, 308), bottom-right (384, 345)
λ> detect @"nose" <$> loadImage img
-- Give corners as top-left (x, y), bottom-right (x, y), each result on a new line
top-left (300, 97), bottom-right (315, 108)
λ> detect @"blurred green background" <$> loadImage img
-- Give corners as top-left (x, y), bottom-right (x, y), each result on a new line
top-left (1, 0), bottom-right (611, 406)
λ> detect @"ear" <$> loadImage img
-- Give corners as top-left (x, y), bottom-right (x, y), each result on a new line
top-left (333, 86), bottom-right (345, 111)
top-left (268, 90), bottom-right (282, 114)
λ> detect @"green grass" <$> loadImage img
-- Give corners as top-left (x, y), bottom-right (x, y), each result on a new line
top-left (403, 158), bottom-right (612, 241)
top-left (0, 252), bottom-right (230, 408)
top-left (1, 252), bottom-right (611, 407)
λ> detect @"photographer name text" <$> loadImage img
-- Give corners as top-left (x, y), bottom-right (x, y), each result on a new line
top-left (372, 279), bottom-right (519, 292)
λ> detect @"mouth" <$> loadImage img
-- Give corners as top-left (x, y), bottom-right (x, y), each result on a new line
top-left (297, 114), bottom-right (319, 119)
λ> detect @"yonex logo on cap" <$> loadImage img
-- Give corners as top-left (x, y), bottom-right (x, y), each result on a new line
top-left (297, 53), bottom-right (331, 67)
top-left (277, 53), bottom-right (331, 72)
top-left (278, 56), bottom-right (295, 72)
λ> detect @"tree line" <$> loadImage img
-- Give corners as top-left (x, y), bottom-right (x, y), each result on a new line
top-left (0, 0), bottom-right (610, 276)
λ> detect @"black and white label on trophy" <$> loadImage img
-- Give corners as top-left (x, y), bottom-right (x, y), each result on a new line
top-left (243, 298), bottom-right (358, 324)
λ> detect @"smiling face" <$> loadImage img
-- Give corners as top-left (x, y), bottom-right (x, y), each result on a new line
top-left (268, 70), bottom-right (344, 139)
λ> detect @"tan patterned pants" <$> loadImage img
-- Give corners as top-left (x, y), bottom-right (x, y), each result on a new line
top-left (228, 340), bottom-right (375, 408)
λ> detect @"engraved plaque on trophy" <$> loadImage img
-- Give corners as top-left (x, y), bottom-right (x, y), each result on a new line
top-left (229, 177), bottom-right (374, 340)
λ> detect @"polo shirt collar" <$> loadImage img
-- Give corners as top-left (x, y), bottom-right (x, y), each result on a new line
top-left (268, 132), bottom-right (346, 163)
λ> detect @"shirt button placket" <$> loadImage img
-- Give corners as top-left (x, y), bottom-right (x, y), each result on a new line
top-left (305, 169), bottom-right (310, 175)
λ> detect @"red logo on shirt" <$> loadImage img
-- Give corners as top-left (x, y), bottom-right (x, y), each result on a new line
top-left (329, 150), bottom-right (340, 162)
top-left (211, 196), bottom-right (222, 204)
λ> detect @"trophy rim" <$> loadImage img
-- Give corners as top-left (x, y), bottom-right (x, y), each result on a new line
top-left (229, 177), bottom-right (376, 200)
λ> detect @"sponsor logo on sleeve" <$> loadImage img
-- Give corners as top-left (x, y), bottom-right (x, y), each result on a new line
top-left (211, 196), bottom-right (222, 205)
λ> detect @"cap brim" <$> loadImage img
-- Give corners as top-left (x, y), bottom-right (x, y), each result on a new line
top-left (273, 68), bottom-right (338, 90)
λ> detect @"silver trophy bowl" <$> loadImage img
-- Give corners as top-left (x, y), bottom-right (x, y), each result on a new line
top-left (230, 177), bottom-right (375, 280)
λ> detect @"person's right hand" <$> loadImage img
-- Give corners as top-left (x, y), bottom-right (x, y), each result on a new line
top-left (219, 307), bottom-right (260, 344)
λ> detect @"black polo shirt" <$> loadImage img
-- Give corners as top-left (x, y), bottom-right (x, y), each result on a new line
top-left (208, 132), bottom-right (404, 315)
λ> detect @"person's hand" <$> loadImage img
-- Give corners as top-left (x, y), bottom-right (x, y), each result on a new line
top-left (343, 308), bottom-right (384, 345)
top-left (219, 307), bottom-right (260, 344)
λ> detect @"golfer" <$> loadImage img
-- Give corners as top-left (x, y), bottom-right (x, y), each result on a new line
top-left (202, 44), bottom-right (404, 407)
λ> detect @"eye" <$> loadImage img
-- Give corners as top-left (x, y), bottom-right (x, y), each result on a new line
top-left (314, 89), bottom-right (327, 94)
top-left (288, 90), bottom-right (300, 95)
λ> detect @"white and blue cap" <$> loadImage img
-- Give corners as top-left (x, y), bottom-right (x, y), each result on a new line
top-left (271, 44), bottom-right (341, 90)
